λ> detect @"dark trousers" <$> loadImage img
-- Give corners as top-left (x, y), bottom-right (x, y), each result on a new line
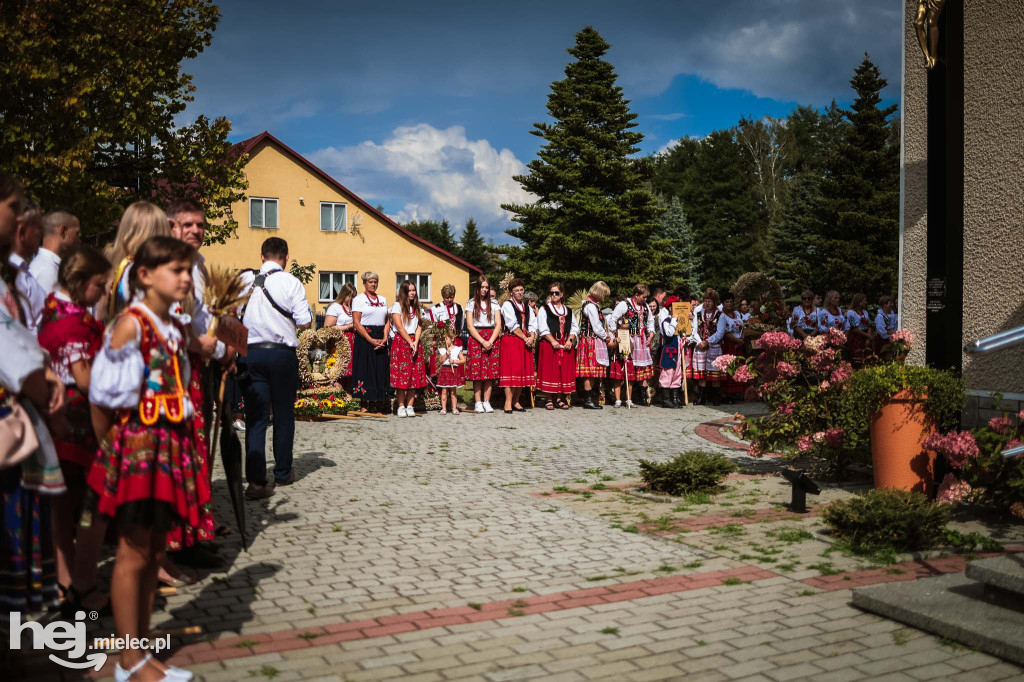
top-left (243, 346), bottom-right (298, 486)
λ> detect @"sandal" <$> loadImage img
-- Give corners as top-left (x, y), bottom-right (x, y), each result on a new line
top-left (451, 408), bottom-right (460, 415)
top-left (557, 399), bottom-right (570, 410)
top-left (61, 585), bottom-right (112, 619)
top-left (545, 400), bottom-right (555, 410)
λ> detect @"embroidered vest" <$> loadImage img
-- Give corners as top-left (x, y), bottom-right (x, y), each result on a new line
top-left (504, 301), bottom-right (532, 336)
top-left (624, 301), bottom-right (649, 336)
top-left (698, 309), bottom-right (721, 342)
top-left (579, 301), bottom-right (600, 338)
top-left (126, 309), bottom-right (188, 425)
top-left (545, 303), bottom-right (570, 342)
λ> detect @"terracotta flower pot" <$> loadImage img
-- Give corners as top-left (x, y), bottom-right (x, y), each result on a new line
top-left (869, 389), bottom-right (937, 495)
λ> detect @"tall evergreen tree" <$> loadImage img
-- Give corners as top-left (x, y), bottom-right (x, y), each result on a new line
top-left (773, 173), bottom-right (824, 295)
top-left (501, 26), bottom-right (661, 294)
top-left (457, 218), bottom-right (490, 272)
top-left (816, 55), bottom-right (900, 301)
top-left (404, 218), bottom-right (459, 254)
top-left (656, 196), bottom-right (699, 294)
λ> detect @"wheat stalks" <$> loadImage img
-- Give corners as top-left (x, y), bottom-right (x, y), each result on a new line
top-left (203, 266), bottom-right (250, 337)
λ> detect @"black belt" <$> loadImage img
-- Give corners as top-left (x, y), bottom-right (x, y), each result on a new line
top-left (248, 342), bottom-right (293, 350)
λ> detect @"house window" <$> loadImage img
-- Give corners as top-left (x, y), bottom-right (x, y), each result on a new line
top-left (396, 273), bottom-right (430, 302)
top-left (319, 271), bottom-right (358, 302)
top-left (320, 202), bottom-right (347, 232)
top-left (250, 197), bottom-right (278, 229)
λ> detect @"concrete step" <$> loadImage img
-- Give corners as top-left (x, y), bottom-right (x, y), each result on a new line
top-left (852, 572), bottom-right (1024, 666)
top-left (966, 553), bottom-right (1024, 598)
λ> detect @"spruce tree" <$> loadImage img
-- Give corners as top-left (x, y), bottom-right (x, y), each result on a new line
top-left (457, 218), bottom-right (490, 272)
top-left (404, 218), bottom-right (459, 253)
top-left (656, 196), bottom-right (699, 294)
top-left (817, 55), bottom-right (900, 302)
top-left (501, 27), bottom-right (661, 294)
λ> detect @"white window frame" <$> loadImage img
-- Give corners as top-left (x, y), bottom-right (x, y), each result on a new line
top-left (249, 197), bottom-right (279, 229)
top-left (396, 273), bottom-right (431, 303)
top-left (318, 271), bottom-right (358, 303)
top-left (319, 201), bottom-right (348, 232)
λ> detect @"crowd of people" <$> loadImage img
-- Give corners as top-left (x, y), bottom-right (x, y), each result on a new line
top-left (0, 169), bottom-right (900, 680)
top-left (328, 274), bottom-right (900, 415)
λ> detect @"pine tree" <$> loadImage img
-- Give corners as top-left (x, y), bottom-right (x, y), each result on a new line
top-left (817, 55), bottom-right (900, 302)
top-left (404, 218), bottom-right (459, 254)
top-left (656, 196), bottom-right (699, 294)
top-left (501, 26), bottom-right (661, 294)
top-left (773, 174), bottom-right (824, 295)
top-left (457, 218), bottom-right (490, 272)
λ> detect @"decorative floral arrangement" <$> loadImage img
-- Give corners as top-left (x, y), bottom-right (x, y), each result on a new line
top-left (294, 392), bottom-right (350, 418)
top-left (879, 328), bottom-right (913, 362)
top-left (731, 272), bottom-right (788, 334)
top-left (297, 326), bottom-right (351, 388)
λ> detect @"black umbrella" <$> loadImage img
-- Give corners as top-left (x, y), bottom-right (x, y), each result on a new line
top-left (210, 369), bottom-right (248, 551)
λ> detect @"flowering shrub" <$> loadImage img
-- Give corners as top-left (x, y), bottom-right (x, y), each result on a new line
top-left (879, 328), bottom-right (913, 362)
top-left (923, 430), bottom-right (981, 469)
top-left (295, 392), bottom-right (350, 418)
top-left (711, 354), bottom-right (737, 373)
top-left (936, 473), bottom-right (972, 505)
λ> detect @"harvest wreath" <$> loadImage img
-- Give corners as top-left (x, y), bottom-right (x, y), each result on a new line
top-left (297, 326), bottom-right (351, 388)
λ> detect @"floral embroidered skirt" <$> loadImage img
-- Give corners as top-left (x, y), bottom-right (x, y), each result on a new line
top-left (340, 330), bottom-right (355, 377)
top-left (575, 336), bottom-right (608, 378)
top-left (499, 335), bottom-right (535, 388)
top-left (436, 364), bottom-right (461, 388)
top-left (167, 366), bottom-right (216, 551)
top-left (467, 328), bottom-right (500, 381)
top-left (688, 342), bottom-right (723, 381)
top-left (390, 335), bottom-right (427, 390)
top-left (0, 467), bottom-right (60, 616)
top-left (537, 342), bottom-right (577, 393)
top-left (55, 384), bottom-right (98, 468)
top-left (352, 326), bottom-right (391, 401)
top-left (85, 416), bottom-right (211, 533)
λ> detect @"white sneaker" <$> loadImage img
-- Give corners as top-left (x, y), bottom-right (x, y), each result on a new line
top-left (232, 419), bottom-right (246, 432)
top-left (614, 400), bottom-right (623, 408)
top-left (475, 402), bottom-right (485, 413)
top-left (626, 400), bottom-right (636, 408)
top-left (483, 402), bottom-right (494, 413)
top-left (397, 406), bottom-right (408, 418)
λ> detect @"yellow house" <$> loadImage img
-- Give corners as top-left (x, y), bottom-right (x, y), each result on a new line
top-left (203, 131), bottom-right (480, 312)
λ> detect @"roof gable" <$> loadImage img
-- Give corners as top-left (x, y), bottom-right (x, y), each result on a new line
top-left (232, 131), bottom-right (481, 274)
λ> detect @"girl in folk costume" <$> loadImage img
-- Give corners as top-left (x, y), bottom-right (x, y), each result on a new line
top-left (102, 201), bottom-right (172, 322)
top-left (36, 246), bottom-right (113, 615)
top-left (718, 292), bottom-right (746, 403)
top-left (657, 295), bottom-right (685, 409)
top-left (817, 290), bottom-right (850, 334)
top-left (688, 288), bottom-right (726, 405)
top-left (389, 280), bottom-right (427, 418)
top-left (874, 295), bottom-right (899, 355)
top-left (85, 236), bottom-right (208, 681)
top-left (536, 281), bottom-right (578, 410)
top-left (498, 278), bottom-right (537, 413)
top-left (465, 276), bottom-right (502, 413)
top-left (351, 271), bottom-right (392, 414)
top-left (608, 284), bottom-right (656, 408)
top-left (789, 289), bottom-right (820, 339)
top-left (429, 283), bottom-right (466, 389)
top-left (576, 281), bottom-right (613, 410)
top-left (435, 325), bottom-right (466, 415)
top-left (324, 282), bottom-right (358, 393)
top-left (845, 292), bottom-right (874, 368)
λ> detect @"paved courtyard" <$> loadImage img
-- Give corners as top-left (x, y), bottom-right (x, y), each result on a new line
top-left (15, 403), bottom-right (1024, 681)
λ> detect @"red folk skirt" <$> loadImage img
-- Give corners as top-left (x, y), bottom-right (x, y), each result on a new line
top-left (390, 335), bottom-right (428, 390)
top-left (340, 330), bottom-right (355, 377)
top-left (537, 342), bottom-right (576, 393)
top-left (575, 337), bottom-right (608, 378)
top-left (467, 328), bottom-right (500, 381)
top-left (499, 334), bottom-right (535, 387)
top-left (167, 361), bottom-right (216, 550)
top-left (609, 356), bottom-right (655, 381)
top-left (721, 338), bottom-right (745, 396)
top-left (436, 364), bottom-right (461, 388)
top-left (55, 384), bottom-right (98, 468)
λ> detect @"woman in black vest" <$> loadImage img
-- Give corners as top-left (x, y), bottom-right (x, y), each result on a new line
top-left (498, 278), bottom-right (536, 413)
top-left (536, 281), bottom-right (578, 409)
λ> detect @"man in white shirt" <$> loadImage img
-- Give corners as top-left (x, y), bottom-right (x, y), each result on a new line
top-left (167, 199), bottom-right (209, 302)
top-left (29, 210), bottom-right (79, 294)
top-left (239, 237), bottom-right (312, 500)
top-left (8, 202), bottom-right (46, 334)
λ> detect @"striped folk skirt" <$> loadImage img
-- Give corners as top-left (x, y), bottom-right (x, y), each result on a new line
top-left (537, 342), bottom-right (576, 394)
top-left (688, 342), bottom-right (723, 381)
top-left (575, 336), bottom-right (608, 378)
top-left (499, 335), bottom-right (535, 388)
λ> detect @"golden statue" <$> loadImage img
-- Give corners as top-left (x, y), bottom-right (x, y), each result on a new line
top-left (915, 0), bottom-right (947, 70)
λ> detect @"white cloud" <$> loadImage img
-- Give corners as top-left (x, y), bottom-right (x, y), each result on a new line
top-left (309, 123), bottom-right (534, 240)
top-left (648, 113), bottom-right (689, 121)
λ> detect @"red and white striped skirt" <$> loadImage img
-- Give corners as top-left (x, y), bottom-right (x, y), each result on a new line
top-left (537, 341), bottom-right (576, 393)
top-left (575, 336), bottom-right (608, 378)
top-left (609, 355), bottom-right (655, 381)
top-left (499, 334), bottom-right (535, 387)
top-left (390, 336), bottom-right (427, 389)
top-left (688, 342), bottom-right (723, 380)
top-left (467, 328), bottom-right (500, 381)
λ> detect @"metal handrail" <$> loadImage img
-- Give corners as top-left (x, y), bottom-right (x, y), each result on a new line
top-left (963, 324), bottom-right (1024, 458)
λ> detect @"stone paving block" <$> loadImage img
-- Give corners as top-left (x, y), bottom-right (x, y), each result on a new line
top-left (482, 663), bottom-right (550, 681)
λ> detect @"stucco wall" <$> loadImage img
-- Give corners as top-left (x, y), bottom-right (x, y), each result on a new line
top-left (202, 139), bottom-right (473, 312)
top-left (960, 0), bottom-right (1024, 393)
top-left (900, 0), bottom-right (928, 367)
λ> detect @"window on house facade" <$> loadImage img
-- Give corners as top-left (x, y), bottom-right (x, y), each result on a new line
top-left (320, 202), bottom-right (347, 232)
top-left (319, 271), bottom-right (358, 302)
top-left (396, 273), bottom-right (431, 302)
top-left (249, 197), bottom-right (279, 229)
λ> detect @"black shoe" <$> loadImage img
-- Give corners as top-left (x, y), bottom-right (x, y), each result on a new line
top-left (695, 385), bottom-right (706, 405)
top-left (671, 388), bottom-right (685, 408)
top-left (172, 544), bottom-right (225, 570)
top-left (711, 386), bottom-right (721, 406)
top-left (61, 585), bottom-right (112, 620)
top-left (633, 383), bottom-right (649, 406)
top-left (583, 390), bottom-right (602, 409)
top-left (658, 388), bottom-right (673, 408)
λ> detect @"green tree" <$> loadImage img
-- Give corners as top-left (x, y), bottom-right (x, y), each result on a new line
top-left (501, 26), bottom-right (661, 294)
top-left (655, 196), bottom-right (698, 293)
top-left (773, 174), bottom-right (824, 295)
top-left (457, 218), bottom-right (490, 272)
top-left (815, 55), bottom-right (900, 301)
top-left (404, 218), bottom-right (459, 254)
top-left (0, 0), bottom-right (246, 237)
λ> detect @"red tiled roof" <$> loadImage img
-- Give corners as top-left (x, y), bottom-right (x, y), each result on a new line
top-left (231, 131), bottom-right (481, 274)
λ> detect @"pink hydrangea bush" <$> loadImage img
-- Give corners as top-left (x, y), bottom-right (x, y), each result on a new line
top-left (922, 430), bottom-right (980, 469)
top-left (936, 473), bottom-right (972, 505)
top-left (712, 354), bottom-right (737, 373)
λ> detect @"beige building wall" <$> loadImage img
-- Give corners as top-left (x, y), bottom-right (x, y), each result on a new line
top-left (900, 0), bottom-right (1024, 419)
top-left (203, 137), bottom-right (474, 312)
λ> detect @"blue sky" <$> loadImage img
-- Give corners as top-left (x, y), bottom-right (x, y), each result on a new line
top-left (184, 0), bottom-right (902, 242)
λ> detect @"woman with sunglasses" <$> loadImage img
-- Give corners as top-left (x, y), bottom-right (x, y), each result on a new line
top-left (498, 278), bottom-right (537, 413)
top-left (536, 282), bottom-right (578, 410)
top-left (789, 289), bottom-right (820, 340)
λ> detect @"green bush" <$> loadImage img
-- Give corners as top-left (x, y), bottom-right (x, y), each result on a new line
top-left (821, 488), bottom-right (949, 553)
top-left (637, 451), bottom-right (736, 497)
